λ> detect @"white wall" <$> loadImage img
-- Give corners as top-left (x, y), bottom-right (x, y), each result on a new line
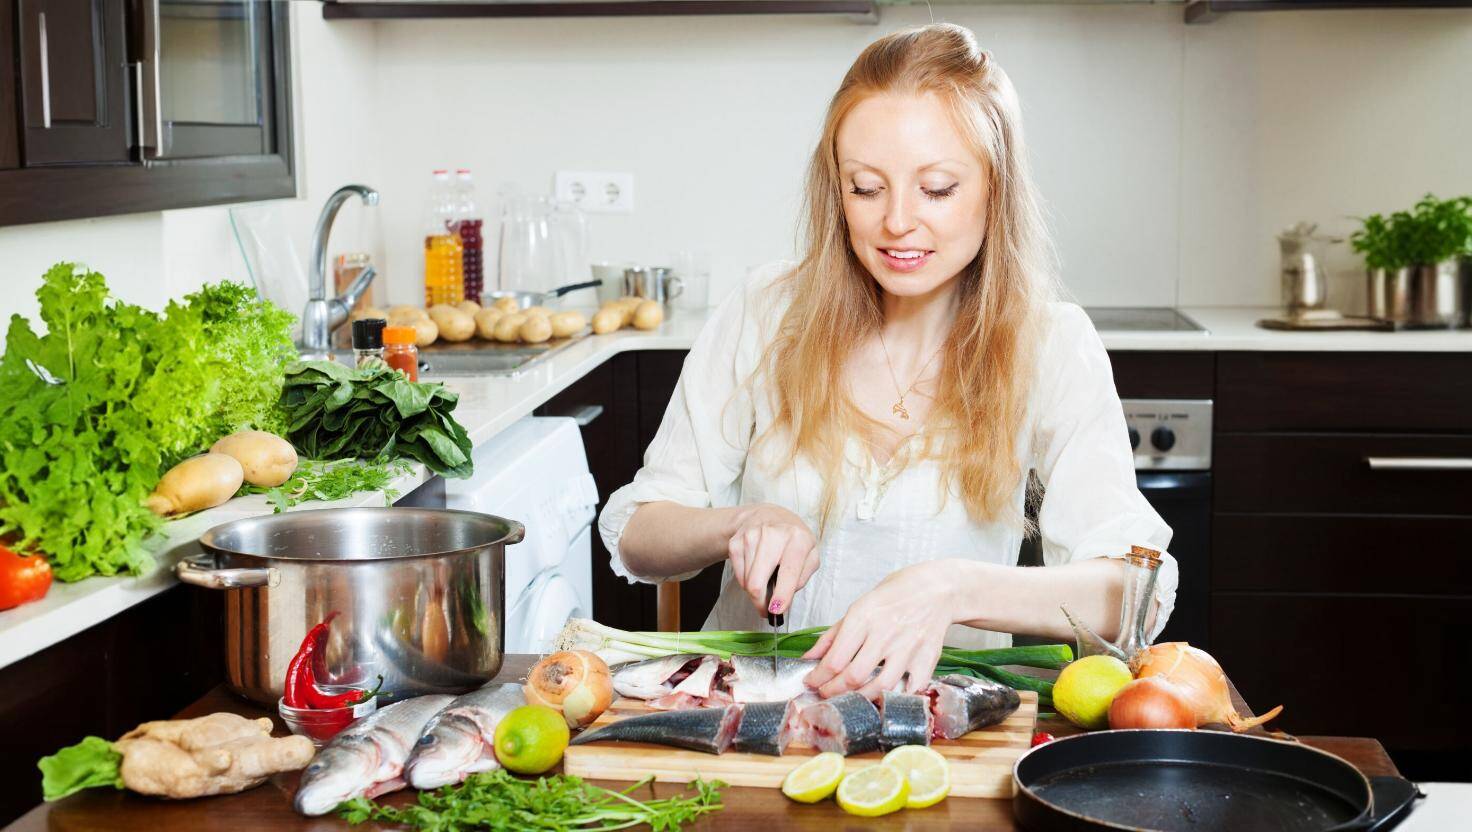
top-left (2, 3), bottom-right (1469, 322)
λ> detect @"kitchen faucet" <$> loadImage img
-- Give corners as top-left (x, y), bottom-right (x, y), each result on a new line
top-left (299, 184), bottom-right (380, 356)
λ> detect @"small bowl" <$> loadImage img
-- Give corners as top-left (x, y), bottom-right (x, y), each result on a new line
top-left (278, 696), bottom-right (377, 747)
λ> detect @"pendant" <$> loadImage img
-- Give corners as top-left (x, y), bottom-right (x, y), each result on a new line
top-left (892, 400), bottom-right (909, 420)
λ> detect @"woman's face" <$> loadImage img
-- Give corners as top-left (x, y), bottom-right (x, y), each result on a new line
top-left (836, 92), bottom-right (988, 298)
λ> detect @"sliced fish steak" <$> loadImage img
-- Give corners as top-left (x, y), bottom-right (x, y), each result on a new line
top-left (927, 674), bottom-right (1021, 740)
top-left (404, 683), bottom-right (526, 790)
top-left (879, 691), bottom-right (932, 749)
top-left (800, 692), bottom-right (882, 756)
top-left (569, 705), bottom-right (742, 754)
top-left (730, 699), bottom-right (808, 756)
top-left (294, 694), bottom-right (454, 816)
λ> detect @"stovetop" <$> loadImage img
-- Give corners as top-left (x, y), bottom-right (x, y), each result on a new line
top-left (1084, 307), bottom-right (1205, 333)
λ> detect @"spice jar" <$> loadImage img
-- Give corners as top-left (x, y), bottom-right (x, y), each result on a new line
top-left (382, 325), bottom-right (419, 381)
top-left (351, 318), bottom-right (387, 370)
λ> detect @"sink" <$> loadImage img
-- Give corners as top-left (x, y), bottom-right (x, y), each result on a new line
top-left (320, 336), bottom-right (580, 377)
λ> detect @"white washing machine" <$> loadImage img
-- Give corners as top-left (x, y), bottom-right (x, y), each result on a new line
top-left (445, 417), bottom-right (597, 654)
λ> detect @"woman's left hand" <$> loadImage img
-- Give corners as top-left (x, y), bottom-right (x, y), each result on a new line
top-left (801, 560), bottom-right (958, 698)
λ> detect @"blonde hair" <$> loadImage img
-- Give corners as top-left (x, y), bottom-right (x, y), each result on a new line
top-left (758, 23), bottom-right (1055, 532)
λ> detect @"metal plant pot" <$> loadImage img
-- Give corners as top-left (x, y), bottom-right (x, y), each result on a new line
top-left (177, 507), bottom-right (521, 706)
top-left (1367, 260), bottom-right (1465, 328)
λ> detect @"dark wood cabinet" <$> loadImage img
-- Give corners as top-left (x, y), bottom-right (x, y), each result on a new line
top-left (0, 0), bottom-right (295, 226)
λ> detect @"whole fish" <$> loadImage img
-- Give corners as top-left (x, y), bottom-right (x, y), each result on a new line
top-left (293, 694), bottom-right (454, 816)
top-left (927, 674), bottom-right (1020, 740)
top-left (569, 705), bottom-right (742, 754)
top-left (611, 654), bottom-right (702, 700)
top-left (730, 699), bottom-right (807, 756)
top-left (880, 691), bottom-right (932, 749)
top-left (726, 655), bottom-right (817, 703)
top-left (801, 692), bottom-right (882, 756)
top-left (404, 683), bottom-right (526, 790)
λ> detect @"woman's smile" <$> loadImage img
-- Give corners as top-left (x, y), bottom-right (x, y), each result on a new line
top-left (878, 248), bottom-right (935, 273)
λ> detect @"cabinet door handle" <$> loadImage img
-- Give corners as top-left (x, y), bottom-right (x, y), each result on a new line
top-left (551, 405), bottom-right (604, 427)
top-left (1365, 457), bottom-right (1472, 471)
top-left (37, 11), bottom-right (51, 128)
top-left (138, 0), bottom-right (163, 156)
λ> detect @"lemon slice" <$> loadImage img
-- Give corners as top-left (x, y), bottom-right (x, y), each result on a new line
top-left (883, 745), bottom-right (951, 809)
top-left (781, 751), bottom-right (845, 804)
top-left (835, 763), bottom-right (910, 817)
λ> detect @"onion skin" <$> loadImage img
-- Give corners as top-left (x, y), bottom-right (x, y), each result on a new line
top-left (1132, 642), bottom-right (1283, 732)
top-left (525, 650), bottom-right (613, 728)
top-left (1109, 677), bottom-right (1197, 730)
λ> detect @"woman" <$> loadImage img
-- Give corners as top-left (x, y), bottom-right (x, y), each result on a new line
top-left (599, 24), bottom-right (1177, 700)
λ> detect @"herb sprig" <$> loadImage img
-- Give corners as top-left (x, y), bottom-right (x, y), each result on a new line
top-left (237, 459), bottom-right (412, 513)
top-left (339, 770), bottom-right (724, 831)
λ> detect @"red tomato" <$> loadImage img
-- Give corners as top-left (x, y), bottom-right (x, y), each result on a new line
top-left (0, 546), bottom-right (53, 610)
top-left (1031, 731), bottom-right (1056, 747)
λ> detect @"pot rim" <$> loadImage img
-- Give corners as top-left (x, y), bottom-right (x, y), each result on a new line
top-left (198, 506), bottom-right (525, 562)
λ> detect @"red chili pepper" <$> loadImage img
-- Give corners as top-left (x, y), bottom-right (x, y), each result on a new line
top-left (283, 612), bottom-right (339, 708)
top-left (1031, 731), bottom-right (1056, 747)
top-left (306, 674), bottom-right (384, 710)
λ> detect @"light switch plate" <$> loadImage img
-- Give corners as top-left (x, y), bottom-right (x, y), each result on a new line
top-left (555, 171), bottom-right (634, 213)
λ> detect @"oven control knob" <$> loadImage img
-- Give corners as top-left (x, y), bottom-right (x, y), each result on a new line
top-left (1128, 427), bottom-right (1140, 450)
top-left (1151, 426), bottom-right (1176, 452)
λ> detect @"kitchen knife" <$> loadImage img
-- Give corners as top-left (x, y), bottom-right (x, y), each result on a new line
top-left (765, 572), bottom-right (785, 674)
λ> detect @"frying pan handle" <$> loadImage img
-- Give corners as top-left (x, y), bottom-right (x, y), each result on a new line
top-left (551, 280), bottom-right (602, 297)
top-left (1362, 776), bottom-right (1423, 832)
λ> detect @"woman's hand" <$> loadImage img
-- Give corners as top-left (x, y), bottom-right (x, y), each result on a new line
top-left (726, 503), bottom-right (819, 618)
top-left (802, 560), bottom-right (958, 698)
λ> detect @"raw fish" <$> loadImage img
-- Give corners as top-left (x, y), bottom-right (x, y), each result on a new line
top-left (800, 692), bottom-right (882, 756)
top-left (879, 691), bottom-right (932, 749)
top-left (927, 674), bottom-right (1020, 740)
top-left (569, 705), bottom-right (742, 754)
top-left (726, 655), bottom-right (817, 703)
top-left (611, 654), bottom-right (702, 700)
top-left (293, 695), bottom-right (454, 816)
top-left (403, 683), bottom-right (525, 790)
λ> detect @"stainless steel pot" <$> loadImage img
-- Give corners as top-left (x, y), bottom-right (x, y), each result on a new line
top-left (1368, 260), bottom-right (1465, 328)
top-left (177, 507), bottom-right (522, 706)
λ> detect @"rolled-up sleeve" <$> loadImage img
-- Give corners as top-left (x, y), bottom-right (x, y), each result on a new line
top-left (596, 265), bottom-right (779, 584)
top-left (1031, 303), bottom-right (1179, 640)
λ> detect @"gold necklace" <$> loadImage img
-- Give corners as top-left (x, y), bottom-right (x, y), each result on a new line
top-left (877, 333), bottom-right (943, 421)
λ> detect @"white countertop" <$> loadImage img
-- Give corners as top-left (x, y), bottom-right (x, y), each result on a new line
top-left (2, 302), bottom-right (1468, 670)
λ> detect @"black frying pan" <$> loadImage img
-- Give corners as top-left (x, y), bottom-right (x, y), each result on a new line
top-left (1013, 729), bottom-right (1422, 832)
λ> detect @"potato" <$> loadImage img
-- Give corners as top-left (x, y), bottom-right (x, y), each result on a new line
top-left (591, 308), bottom-right (623, 335)
top-left (633, 300), bottom-right (665, 331)
top-left (146, 453), bottom-right (245, 516)
top-left (522, 305), bottom-right (551, 319)
top-left (549, 311), bottom-right (587, 339)
top-left (209, 430), bottom-right (298, 488)
top-left (455, 300), bottom-right (481, 316)
top-left (473, 307), bottom-right (504, 339)
top-left (492, 296), bottom-right (521, 314)
top-left (388, 305), bottom-right (430, 325)
top-left (520, 316), bottom-right (553, 344)
top-left (428, 304), bottom-right (475, 342)
top-left (493, 313), bottom-right (528, 343)
top-left (411, 318), bottom-right (439, 347)
top-left (351, 305), bottom-right (388, 322)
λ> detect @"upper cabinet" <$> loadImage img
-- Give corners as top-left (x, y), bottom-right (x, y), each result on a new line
top-left (0, 0), bottom-right (295, 228)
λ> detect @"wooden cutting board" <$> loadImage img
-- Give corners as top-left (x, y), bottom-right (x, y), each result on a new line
top-left (564, 691), bottom-right (1038, 798)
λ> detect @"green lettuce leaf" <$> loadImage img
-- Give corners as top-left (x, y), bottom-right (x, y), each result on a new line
top-left (39, 736), bottom-right (123, 801)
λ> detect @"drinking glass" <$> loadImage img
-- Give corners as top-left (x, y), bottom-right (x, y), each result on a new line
top-left (670, 250), bottom-right (711, 310)
top-left (497, 195), bottom-right (559, 293)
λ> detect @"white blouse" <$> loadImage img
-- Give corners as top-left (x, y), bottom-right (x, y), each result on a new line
top-left (598, 261), bottom-right (1178, 650)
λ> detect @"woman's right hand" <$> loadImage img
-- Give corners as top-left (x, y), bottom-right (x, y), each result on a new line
top-left (726, 504), bottom-right (819, 618)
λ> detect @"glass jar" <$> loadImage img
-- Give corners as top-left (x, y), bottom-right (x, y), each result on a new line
top-left (351, 318), bottom-right (386, 370)
top-left (382, 325), bottom-right (419, 382)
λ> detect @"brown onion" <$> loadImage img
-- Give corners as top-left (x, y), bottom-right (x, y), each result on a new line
top-left (1131, 642), bottom-right (1282, 732)
top-left (525, 650), bottom-right (613, 728)
top-left (1108, 676), bottom-right (1197, 729)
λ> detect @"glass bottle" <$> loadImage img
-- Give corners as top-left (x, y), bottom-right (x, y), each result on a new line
top-left (382, 325), bottom-right (419, 382)
top-left (1061, 545), bottom-right (1162, 663)
top-left (423, 170), bottom-right (464, 306)
top-left (454, 169), bottom-right (485, 303)
top-left (351, 318), bottom-right (386, 370)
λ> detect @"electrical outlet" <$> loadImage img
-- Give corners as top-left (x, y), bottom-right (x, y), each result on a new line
top-left (555, 171), bottom-right (634, 214)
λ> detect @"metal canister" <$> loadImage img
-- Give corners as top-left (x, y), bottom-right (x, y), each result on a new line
top-left (623, 266), bottom-right (684, 309)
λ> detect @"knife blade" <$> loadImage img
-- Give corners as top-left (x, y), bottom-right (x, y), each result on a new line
top-left (765, 571), bottom-right (785, 675)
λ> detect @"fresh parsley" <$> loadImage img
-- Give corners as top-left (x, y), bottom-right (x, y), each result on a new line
top-left (239, 458), bottom-right (411, 513)
top-left (338, 770), bottom-right (724, 831)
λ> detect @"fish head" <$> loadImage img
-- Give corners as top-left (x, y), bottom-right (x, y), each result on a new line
top-left (293, 739), bottom-right (378, 817)
top-left (404, 714), bottom-right (486, 790)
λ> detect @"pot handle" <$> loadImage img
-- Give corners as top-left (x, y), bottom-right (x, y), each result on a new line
top-left (1363, 776), bottom-right (1423, 832)
top-left (504, 521), bottom-right (526, 546)
top-left (175, 552), bottom-right (279, 589)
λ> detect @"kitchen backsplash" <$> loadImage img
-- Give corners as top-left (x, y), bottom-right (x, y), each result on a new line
top-left (2, 3), bottom-right (1469, 323)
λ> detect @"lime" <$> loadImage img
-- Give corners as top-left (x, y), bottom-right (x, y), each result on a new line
top-left (493, 705), bottom-right (570, 774)
top-left (781, 751), bottom-right (845, 803)
top-left (1054, 655), bottom-right (1133, 730)
top-left (882, 745), bottom-right (950, 809)
top-left (835, 763), bottom-right (909, 817)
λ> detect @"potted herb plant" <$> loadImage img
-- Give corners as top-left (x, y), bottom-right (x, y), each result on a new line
top-left (1351, 194), bottom-right (1472, 328)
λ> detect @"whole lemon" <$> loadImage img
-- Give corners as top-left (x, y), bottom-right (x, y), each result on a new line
top-left (493, 705), bottom-right (570, 774)
top-left (1053, 655), bottom-right (1133, 730)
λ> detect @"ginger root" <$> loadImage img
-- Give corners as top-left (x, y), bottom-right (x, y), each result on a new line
top-left (113, 713), bottom-right (313, 799)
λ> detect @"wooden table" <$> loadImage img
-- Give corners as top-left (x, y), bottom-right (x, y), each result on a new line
top-left (9, 656), bottom-right (1401, 831)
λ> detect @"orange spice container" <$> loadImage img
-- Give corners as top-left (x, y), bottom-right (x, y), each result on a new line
top-left (382, 325), bottom-right (419, 382)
